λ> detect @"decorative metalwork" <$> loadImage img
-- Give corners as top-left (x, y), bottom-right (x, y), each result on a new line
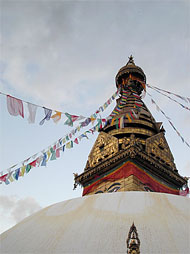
top-left (74, 58), bottom-right (187, 195)
top-left (84, 132), bottom-right (119, 170)
top-left (126, 222), bottom-right (140, 254)
top-left (146, 132), bottom-right (176, 170)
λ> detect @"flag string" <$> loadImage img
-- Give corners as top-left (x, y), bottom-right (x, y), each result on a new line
top-left (0, 90), bottom-right (119, 179)
top-left (147, 84), bottom-right (190, 104)
top-left (147, 84), bottom-right (190, 111)
top-left (0, 89), bottom-right (118, 125)
top-left (147, 92), bottom-right (190, 149)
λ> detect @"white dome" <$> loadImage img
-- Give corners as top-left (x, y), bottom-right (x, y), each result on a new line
top-left (1, 192), bottom-right (190, 254)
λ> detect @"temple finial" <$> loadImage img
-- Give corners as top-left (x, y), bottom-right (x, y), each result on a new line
top-left (127, 55), bottom-right (135, 65)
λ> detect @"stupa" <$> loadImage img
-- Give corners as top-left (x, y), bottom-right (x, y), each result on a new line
top-left (1, 57), bottom-right (189, 254)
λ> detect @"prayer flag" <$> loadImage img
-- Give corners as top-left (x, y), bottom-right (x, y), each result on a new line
top-left (5, 179), bottom-right (10, 185)
top-left (39, 108), bottom-right (52, 125)
top-left (64, 113), bottom-right (84, 126)
top-left (46, 150), bottom-right (51, 162)
top-left (50, 148), bottom-right (56, 160)
top-left (41, 153), bottom-right (47, 166)
top-left (81, 133), bottom-right (88, 139)
top-left (14, 168), bottom-right (20, 180)
top-left (0, 174), bottom-right (8, 183)
top-left (126, 114), bottom-right (132, 122)
top-left (66, 141), bottom-right (73, 149)
top-left (30, 160), bottom-right (37, 167)
top-left (115, 118), bottom-right (119, 129)
top-left (56, 148), bottom-right (60, 158)
top-left (80, 118), bottom-right (91, 127)
top-left (74, 138), bottom-right (79, 144)
top-left (8, 174), bottom-right (14, 182)
top-left (90, 116), bottom-right (96, 124)
top-left (20, 166), bottom-right (26, 176)
top-left (131, 109), bottom-right (138, 118)
top-left (64, 113), bottom-right (73, 126)
top-left (129, 111), bottom-right (135, 120)
top-left (119, 116), bottom-right (124, 129)
top-left (7, 95), bottom-right (24, 118)
top-left (36, 156), bottom-right (43, 166)
top-left (27, 103), bottom-right (37, 123)
top-left (111, 118), bottom-right (115, 126)
top-left (51, 111), bottom-right (62, 123)
top-left (26, 164), bottom-right (32, 173)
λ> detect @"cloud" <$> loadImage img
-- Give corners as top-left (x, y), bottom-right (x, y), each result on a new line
top-left (1, 0), bottom-right (189, 114)
top-left (0, 195), bottom-right (42, 234)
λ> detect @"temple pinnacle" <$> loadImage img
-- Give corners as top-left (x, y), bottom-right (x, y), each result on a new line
top-left (127, 55), bottom-right (135, 65)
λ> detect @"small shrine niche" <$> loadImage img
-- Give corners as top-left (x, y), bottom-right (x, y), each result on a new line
top-left (126, 222), bottom-right (140, 254)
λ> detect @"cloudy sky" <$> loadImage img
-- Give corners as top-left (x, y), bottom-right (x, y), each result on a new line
top-left (0, 0), bottom-right (189, 234)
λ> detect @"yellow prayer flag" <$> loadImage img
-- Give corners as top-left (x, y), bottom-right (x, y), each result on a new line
top-left (111, 118), bottom-right (115, 126)
top-left (95, 125), bottom-right (99, 131)
top-left (66, 142), bottom-right (71, 149)
top-left (8, 175), bottom-right (14, 182)
top-left (46, 150), bottom-right (51, 162)
top-left (51, 111), bottom-right (62, 123)
top-left (20, 166), bottom-right (26, 176)
top-left (126, 114), bottom-right (132, 122)
top-left (90, 117), bottom-right (96, 124)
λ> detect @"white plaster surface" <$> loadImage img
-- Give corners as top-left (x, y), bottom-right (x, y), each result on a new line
top-left (0, 192), bottom-right (190, 254)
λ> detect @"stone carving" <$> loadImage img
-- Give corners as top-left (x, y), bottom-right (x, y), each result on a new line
top-left (126, 222), bottom-right (140, 254)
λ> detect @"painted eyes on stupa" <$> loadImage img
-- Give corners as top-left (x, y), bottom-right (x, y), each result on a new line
top-left (107, 182), bottom-right (121, 193)
top-left (94, 183), bottom-right (121, 194)
top-left (108, 186), bottom-right (120, 192)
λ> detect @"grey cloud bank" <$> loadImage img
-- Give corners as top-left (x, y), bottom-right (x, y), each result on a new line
top-left (1, 1), bottom-right (189, 112)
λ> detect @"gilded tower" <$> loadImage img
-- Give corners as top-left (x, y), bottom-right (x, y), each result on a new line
top-left (75, 56), bottom-right (187, 196)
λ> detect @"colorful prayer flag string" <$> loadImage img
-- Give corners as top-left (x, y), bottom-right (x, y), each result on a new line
top-left (0, 120), bottom-right (103, 185)
top-left (0, 90), bottom-right (119, 183)
top-left (0, 89), bottom-right (118, 126)
top-left (147, 84), bottom-right (190, 111)
top-left (147, 92), bottom-right (190, 149)
top-left (147, 84), bottom-right (190, 104)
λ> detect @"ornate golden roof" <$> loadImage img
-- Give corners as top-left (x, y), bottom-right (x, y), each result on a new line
top-left (74, 58), bottom-right (187, 194)
top-left (116, 55), bottom-right (146, 87)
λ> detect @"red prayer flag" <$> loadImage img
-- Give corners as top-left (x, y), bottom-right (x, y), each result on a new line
top-left (56, 148), bottom-right (60, 158)
top-left (74, 138), bottom-right (79, 144)
top-left (0, 174), bottom-right (8, 182)
top-left (29, 160), bottom-right (37, 167)
top-left (7, 95), bottom-right (24, 118)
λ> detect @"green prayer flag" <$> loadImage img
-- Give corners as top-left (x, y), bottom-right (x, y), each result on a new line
top-left (26, 164), bottom-right (32, 173)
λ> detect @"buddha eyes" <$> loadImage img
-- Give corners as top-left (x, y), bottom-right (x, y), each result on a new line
top-left (108, 186), bottom-right (120, 192)
top-left (95, 182), bottom-right (121, 194)
top-left (95, 190), bottom-right (104, 194)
